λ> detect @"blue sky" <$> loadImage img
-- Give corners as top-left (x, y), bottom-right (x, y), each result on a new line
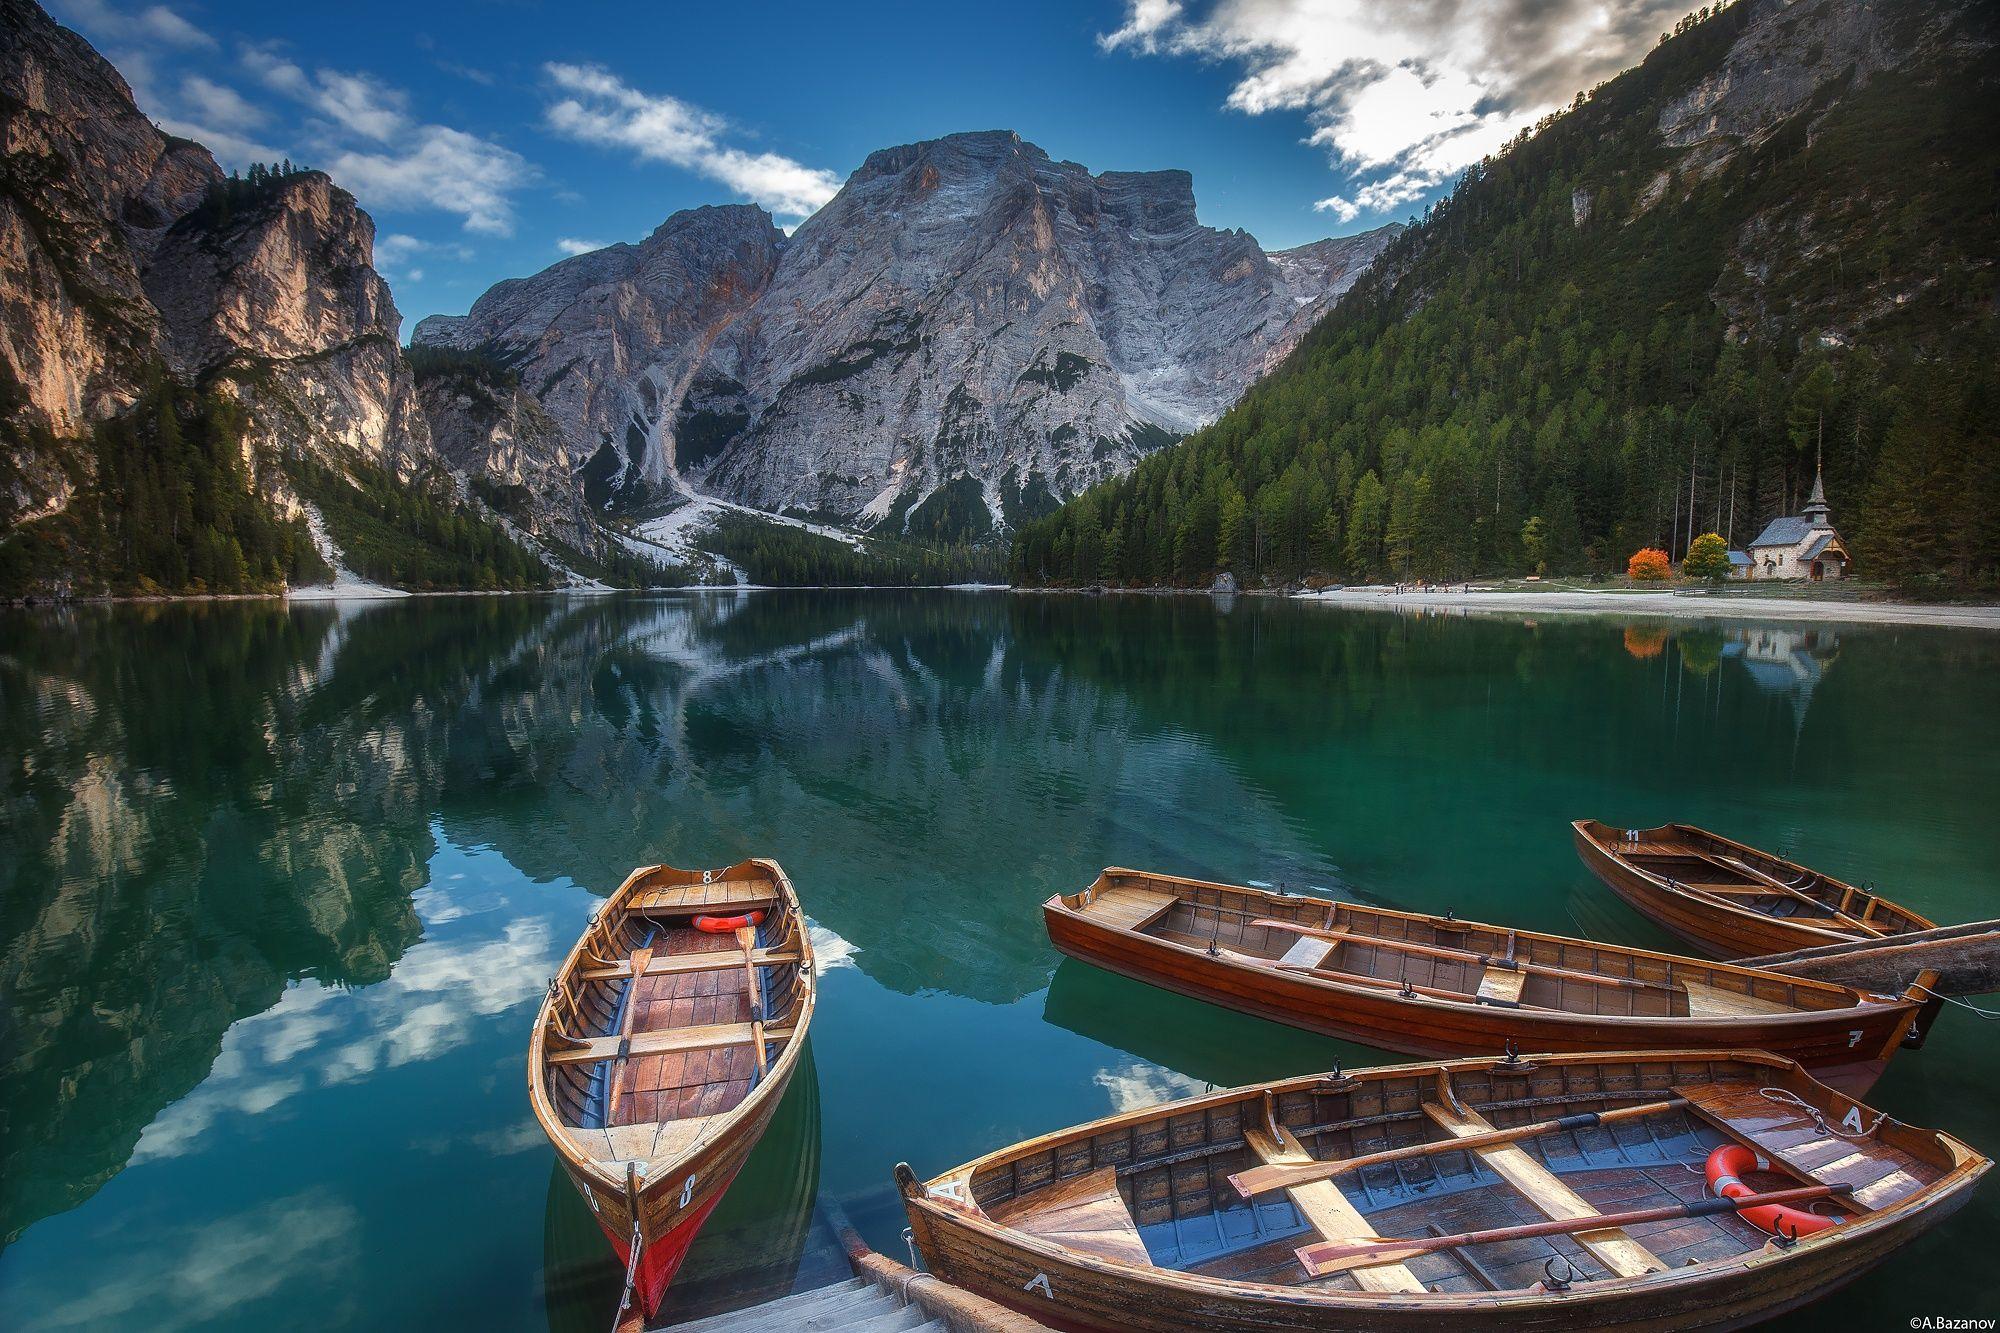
top-left (51, 0), bottom-right (1688, 329)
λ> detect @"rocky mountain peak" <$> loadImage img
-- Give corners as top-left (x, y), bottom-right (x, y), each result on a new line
top-left (419, 129), bottom-right (1400, 539)
top-left (146, 170), bottom-right (402, 378)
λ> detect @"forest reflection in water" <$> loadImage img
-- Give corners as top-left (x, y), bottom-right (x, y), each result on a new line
top-left (0, 591), bottom-right (1993, 1329)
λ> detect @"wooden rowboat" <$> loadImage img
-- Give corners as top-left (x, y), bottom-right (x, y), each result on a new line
top-left (1572, 820), bottom-right (1935, 959)
top-left (898, 1050), bottom-right (1988, 1332)
top-left (1044, 869), bottom-right (1938, 1095)
top-left (529, 858), bottom-right (816, 1328)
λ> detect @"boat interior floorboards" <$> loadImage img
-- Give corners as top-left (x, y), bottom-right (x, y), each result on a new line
top-left (610, 926), bottom-right (757, 1126)
top-left (1148, 1114), bottom-right (1779, 1294)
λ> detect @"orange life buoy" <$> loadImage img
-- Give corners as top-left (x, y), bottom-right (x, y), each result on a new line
top-left (1703, 1145), bottom-right (1839, 1238)
top-left (693, 911), bottom-right (764, 933)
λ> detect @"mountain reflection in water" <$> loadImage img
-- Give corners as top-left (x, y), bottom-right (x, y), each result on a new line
top-left (0, 592), bottom-right (1993, 1331)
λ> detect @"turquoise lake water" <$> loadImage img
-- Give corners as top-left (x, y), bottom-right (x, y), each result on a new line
top-left (1, 592), bottom-right (1994, 1327)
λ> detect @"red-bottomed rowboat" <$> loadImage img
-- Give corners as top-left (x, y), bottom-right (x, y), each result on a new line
top-left (529, 859), bottom-right (816, 1327)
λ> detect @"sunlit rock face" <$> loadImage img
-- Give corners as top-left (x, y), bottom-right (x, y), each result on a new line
top-left (416, 133), bottom-right (1399, 537)
top-left (0, 0), bottom-right (581, 552)
top-left (0, 0), bottom-right (220, 524)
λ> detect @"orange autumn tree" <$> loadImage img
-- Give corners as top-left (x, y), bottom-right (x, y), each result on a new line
top-left (1627, 547), bottom-right (1672, 581)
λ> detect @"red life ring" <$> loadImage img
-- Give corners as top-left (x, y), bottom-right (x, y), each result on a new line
top-left (1703, 1145), bottom-right (1839, 1238)
top-left (693, 911), bottom-right (764, 933)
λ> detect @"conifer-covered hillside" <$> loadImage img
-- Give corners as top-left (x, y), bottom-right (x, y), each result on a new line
top-left (1011, 0), bottom-right (1999, 589)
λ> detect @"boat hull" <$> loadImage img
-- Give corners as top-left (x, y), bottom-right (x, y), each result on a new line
top-left (907, 1174), bottom-right (1979, 1332)
top-left (1045, 900), bottom-right (1916, 1096)
top-left (902, 1052), bottom-right (1989, 1333)
top-left (600, 1167), bottom-right (734, 1318)
top-left (1571, 821), bottom-right (1934, 959)
top-left (555, 1049), bottom-right (796, 1319)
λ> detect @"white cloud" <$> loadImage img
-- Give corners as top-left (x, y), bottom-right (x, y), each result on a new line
top-left (808, 922), bottom-right (859, 973)
top-left (179, 73), bottom-right (264, 129)
top-left (1092, 1061), bottom-right (1207, 1112)
top-left (1100, 0), bottom-right (1184, 52)
top-left (152, 113), bottom-right (282, 170)
top-left (53, 0), bottom-right (215, 50)
top-left (232, 47), bottom-right (534, 232)
top-left (555, 236), bottom-right (607, 257)
top-left (327, 125), bottom-right (533, 235)
top-left (1098, 0), bottom-right (1685, 222)
top-left (542, 63), bottom-right (841, 218)
top-left (243, 45), bottom-right (409, 141)
top-left (26, 1194), bottom-right (359, 1330)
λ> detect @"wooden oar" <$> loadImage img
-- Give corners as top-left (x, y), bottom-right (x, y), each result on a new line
top-left (1249, 919), bottom-right (1677, 994)
top-left (1229, 1097), bottom-right (1688, 1198)
top-left (1270, 959), bottom-right (1549, 1009)
top-left (1709, 855), bottom-right (1887, 938)
top-left (735, 926), bottom-right (769, 1075)
top-left (1295, 1183), bottom-right (1849, 1278)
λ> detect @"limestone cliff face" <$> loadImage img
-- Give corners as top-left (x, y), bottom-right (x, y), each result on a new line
top-left (0, 0), bottom-right (580, 575)
top-left (141, 171), bottom-right (435, 482)
top-left (0, 0), bottom-right (219, 524)
top-left (693, 135), bottom-right (1398, 532)
top-left (418, 133), bottom-right (1398, 536)
top-left (416, 366), bottom-right (598, 551)
top-left (1648, 0), bottom-right (1994, 346)
top-left (410, 205), bottom-right (787, 510)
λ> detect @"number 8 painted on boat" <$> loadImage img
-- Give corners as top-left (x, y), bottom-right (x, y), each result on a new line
top-left (680, 1174), bottom-right (697, 1208)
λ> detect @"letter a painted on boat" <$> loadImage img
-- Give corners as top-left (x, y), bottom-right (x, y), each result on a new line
top-left (1842, 1106), bottom-right (1865, 1133)
top-left (1023, 1272), bottom-right (1054, 1299)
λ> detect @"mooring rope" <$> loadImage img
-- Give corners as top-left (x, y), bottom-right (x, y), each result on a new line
top-left (1757, 1086), bottom-right (1888, 1139)
top-left (1911, 982), bottom-right (2000, 1020)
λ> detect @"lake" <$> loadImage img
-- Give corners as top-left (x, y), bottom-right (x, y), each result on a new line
top-left (2, 591), bottom-right (1995, 1329)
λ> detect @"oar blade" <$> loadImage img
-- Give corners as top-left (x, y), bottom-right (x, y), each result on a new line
top-left (1296, 1237), bottom-right (1426, 1278)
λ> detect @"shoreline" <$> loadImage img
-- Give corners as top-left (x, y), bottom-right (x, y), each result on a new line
top-left (10, 582), bottom-right (1999, 631)
top-left (1290, 585), bottom-right (2000, 631)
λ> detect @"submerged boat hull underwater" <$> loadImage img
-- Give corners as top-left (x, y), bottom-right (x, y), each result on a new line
top-left (1572, 820), bottom-right (1936, 959)
top-left (1045, 869), bottom-right (1939, 1096)
top-left (899, 1051), bottom-right (1987, 1332)
top-left (528, 859), bottom-right (816, 1324)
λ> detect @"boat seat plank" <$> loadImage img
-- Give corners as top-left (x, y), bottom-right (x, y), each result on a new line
top-left (579, 947), bottom-right (801, 981)
top-left (1083, 885), bottom-right (1182, 933)
top-left (1243, 1122), bottom-right (1425, 1292)
top-left (1278, 936), bottom-right (1336, 969)
top-left (1673, 1081), bottom-right (1937, 1210)
top-left (988, 1167), bottom-right (1152, 1266)
top-left (1679, 979), bottom-right (1795, 1017)
top-left (1423, 1102), bottom-right (1663, 1278)
top-left (1475, 967), bottom-right (1527, 1005)
top-left (548, 1021), bottom-right (793, 1066)
top-left (629, 879), bottom-right (776, 916)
